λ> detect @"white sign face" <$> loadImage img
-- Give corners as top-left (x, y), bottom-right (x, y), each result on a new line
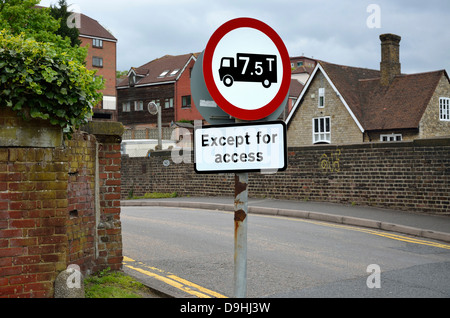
top-left (194, 121), bottom-right (287, 174)
top-left (203, 18), bottom-right (291, 121)
top-left (211, 27), bottom-right (283, 111)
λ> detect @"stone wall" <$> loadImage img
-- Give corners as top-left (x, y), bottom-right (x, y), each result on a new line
top-left (121, 138), bottom-right (450, 215)
top-left (287, 70), bottom-right (363, 146)
top-left (0, 108), bottom-right (123, 298)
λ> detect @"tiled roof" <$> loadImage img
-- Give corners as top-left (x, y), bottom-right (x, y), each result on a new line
top-left (117, 53), bottom-right (195, 87)
top-left (78, 13), bottom-right (117, 41)
top-left (35, 5), bottom-right (117, 41)
top-left (289, 79), bottom-right (304, 97)
top-left (316, 61), bottom-right (448, 131)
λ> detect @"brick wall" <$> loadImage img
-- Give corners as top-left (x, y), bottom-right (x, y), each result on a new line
top-left (0, 109), bottom-right (123, 298)
top-left (121, 138), bottom-right (450, 215)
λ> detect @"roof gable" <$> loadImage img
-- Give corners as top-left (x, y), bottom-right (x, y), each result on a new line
top-left (287, 62), bottom-right (368, 132)
top-left (287, 60), bottom-right (447, 132)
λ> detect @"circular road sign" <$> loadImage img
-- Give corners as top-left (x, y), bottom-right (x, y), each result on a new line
top-left (203, 17), bottom-right (291, 121)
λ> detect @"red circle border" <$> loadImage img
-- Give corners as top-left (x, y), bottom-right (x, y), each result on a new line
top-left (203, 18), bottom-right (291, 121)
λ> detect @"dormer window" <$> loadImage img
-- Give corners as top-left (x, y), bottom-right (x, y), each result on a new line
top-left (129, 74), bottom-right (136, 87)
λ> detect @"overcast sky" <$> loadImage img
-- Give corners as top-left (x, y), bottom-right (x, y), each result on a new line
top-left (38, 0), bottom-right (450, 74)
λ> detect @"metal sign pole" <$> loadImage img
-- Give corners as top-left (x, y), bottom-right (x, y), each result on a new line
top-left (234, 169), bottom-right (248, 298)
top-left (157, 105), bottom-right (162, 150)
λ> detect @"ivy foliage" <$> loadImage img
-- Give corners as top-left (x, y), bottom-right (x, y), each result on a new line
top-left (0, 0), bottom-right (104, 135)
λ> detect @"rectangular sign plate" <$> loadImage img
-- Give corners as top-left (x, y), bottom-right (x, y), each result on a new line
top-left (194, 121), bottom-right (287, 174)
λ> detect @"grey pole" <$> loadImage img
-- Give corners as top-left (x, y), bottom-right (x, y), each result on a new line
top-left (234, 172), bottom-right (248, 298)
top-left (157, 104), bottom-right (162, 150)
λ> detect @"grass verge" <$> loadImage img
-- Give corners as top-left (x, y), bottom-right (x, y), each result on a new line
top-left (127, 191), bottom-right (178, 200)
top-left (84, 268), bottom-right (152, 298)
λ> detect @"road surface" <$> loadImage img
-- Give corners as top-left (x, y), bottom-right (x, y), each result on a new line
top-left (121, 206), bottom-right (450, 298)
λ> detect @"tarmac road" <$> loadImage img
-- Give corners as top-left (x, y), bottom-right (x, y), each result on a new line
top-left (120, 197), bottom-right (450, 298)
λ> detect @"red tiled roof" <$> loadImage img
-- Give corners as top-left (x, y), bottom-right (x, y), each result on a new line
top-left (35, 5), bottom-right (116, 41)
top-left (289, 79), bottom-right (304, 97)
top-left (317, 61), bottom-right (448, 131)
top-left (78, 13), bottom-right (117, 41)
top-left (117, 53), bottom-right (195, 87)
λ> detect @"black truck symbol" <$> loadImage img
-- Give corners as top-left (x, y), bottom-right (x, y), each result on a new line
top-left (218, 53), bottom-right (277, 88)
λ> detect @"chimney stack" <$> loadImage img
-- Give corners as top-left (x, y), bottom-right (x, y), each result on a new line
top-left (380, 33), bottom-right (401, 86)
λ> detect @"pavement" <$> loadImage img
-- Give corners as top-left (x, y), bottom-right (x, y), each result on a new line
top-left (120, 196), bottom-right (450, 298)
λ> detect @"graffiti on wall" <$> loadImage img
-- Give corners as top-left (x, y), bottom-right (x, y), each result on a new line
top-left (319, 149), bottom-right (341, 173)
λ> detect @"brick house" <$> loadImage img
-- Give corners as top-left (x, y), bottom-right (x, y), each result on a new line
top-left (287, 33), bottom-right (450, 146)
top-left (78, 13), bottom-right (118, 121)
top-left (116, 53), bottom-right (200, 129)
top-left (290, 56), bottom-right (316, 84)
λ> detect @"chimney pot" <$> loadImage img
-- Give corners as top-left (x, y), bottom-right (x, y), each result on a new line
top-left (380, 33), bottom-right (401, 86)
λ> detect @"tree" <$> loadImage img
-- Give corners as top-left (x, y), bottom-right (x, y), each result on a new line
top-left (0, 0), bottom-right (103, 136)
top-left (49, 0), bottom-right (81, 47)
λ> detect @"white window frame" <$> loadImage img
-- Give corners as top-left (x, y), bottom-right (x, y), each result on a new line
top-left (134, 101), bottom-right (143, 111)
top-left (380, 133), bottom-right (402, 142)
top-left (439, 97), bottom-right (450, 121)
top-left (122, 102), bottom-right (130, 112)
top-left (93, 38), bottom-right (103, 48)
top-left (313, 116), bottom-right (331, 144)
top-left (318, 88), bottom-right (325, 108)
top-left (164, 98), bottom-right (174, 109)
top-left (92, 56), bottom-right (103, 68)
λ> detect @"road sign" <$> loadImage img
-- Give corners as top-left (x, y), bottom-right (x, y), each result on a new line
top-left (191, 51), bottom-right (234, 125)
top-left (203, 18), bottom-right (291, 121)
top-left (194, 121), bottom-right (287, 174)
top-left (191, 51), bottom-right (288, 125)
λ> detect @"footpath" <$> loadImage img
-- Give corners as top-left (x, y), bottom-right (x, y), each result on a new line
top-left (122, 196), bottom-right (450, 243)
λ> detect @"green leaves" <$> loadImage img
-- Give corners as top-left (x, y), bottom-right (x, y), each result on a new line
top-left (0, 30), bottom-right (104, 135)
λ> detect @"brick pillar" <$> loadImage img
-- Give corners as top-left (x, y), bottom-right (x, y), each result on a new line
top-left (80, 122), bottom-right (124, 272)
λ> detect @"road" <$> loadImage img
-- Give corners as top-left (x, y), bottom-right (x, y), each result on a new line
top-left (121, 206), bottom-right (450, 298)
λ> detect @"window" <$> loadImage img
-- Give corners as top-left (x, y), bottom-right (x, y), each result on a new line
top-left (182, 95), bottom-right (191, 108)
top-left (92, 56), bottom-right (103, 68)
top-left (380, 134), bottom-right (402, 142)
top-left (313, 117), bottom-right (330, 143)
top-left (158, 70), bottom-right (169, 77)
top-left (134, 101), bottom-right (143, 111)
top-left (122, 102), bottom-right (130, 112)
top-left (318, 88), bottom-right (325, 108)
top-left (169, 69), bottom-right (179, 76)
top-left (93, 38), bottom-right (103, 48)
top-left (440, 97), bottom-right (450, 121)
top-left (164, 98), bottom-right (174, 108)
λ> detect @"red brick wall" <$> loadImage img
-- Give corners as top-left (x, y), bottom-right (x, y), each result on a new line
top-left (80, 36), bottom-right (117, 98)
top-left (0, 110), bottom-right (123, 298)
top-left (175, 58), bottom-right (203, 122)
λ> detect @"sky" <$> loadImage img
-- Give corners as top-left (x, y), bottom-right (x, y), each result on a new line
top-left (38, 0), bottom-right (450, 74)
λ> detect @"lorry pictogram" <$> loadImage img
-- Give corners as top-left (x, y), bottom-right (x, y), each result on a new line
top-left (218, 53), bottom-right (277, 88)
